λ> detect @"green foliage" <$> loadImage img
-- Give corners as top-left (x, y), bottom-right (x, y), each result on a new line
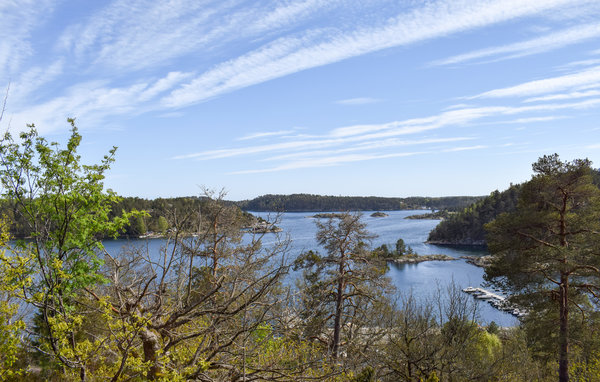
top-left (428, 184), bottom-right (521, 245)
top-left (156, 215), bottom-right (168, 233)
top-left (571, 352), bottom-right (600, 381)
top-left (424, 371), bottom-right (439, 382)
top-left (485, 154), bottom-right (600, 381)
top-left (133, 215), bottom-right (147, 235)
top-left (352, 366), bottom-right (376, 381)
top-left (486, 321), bottom-right (499, 335)
top-left (0, 217), bottom-right (25, 379)
top-left (373, 237), bottom-right (415, 259)
top-left (0, 121), bottom-right (139, 379)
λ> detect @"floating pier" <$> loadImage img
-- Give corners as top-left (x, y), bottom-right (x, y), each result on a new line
top-left (462, 287), bottom-right (527, 318)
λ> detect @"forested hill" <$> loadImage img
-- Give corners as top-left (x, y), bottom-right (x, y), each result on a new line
top-left (236, 193), bottom-right (483, 212)
top-left (427, 184), bottom-right (521, 246)
top-left (427, 168), bottom-right (600, 246)
top-left (2, 196), bottom-right (253, 239)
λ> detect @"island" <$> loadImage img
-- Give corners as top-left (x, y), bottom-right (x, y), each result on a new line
top-left (311, 213), bottom-right (347, 219)
top-left (405, 210), bottom-right (449, 220)
top-left (460, 255), bottom-right (494, 268)
top-left (370, 211), bottom-right (389, 217)
top-left (389, 254), bottom-right (456, 264)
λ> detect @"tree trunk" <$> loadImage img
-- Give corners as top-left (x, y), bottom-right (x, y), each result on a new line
top-left (79, 365), bottom-right (86, 382)
top-left (140, 328), bottom-right (161, 380)
top-left (558, 273), bottom-right (569, 382)
top-left (332, 259), bottom-right (345, 359)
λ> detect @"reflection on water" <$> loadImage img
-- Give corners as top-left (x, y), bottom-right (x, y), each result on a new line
top-left (103, 210), bottom-right (518, 326)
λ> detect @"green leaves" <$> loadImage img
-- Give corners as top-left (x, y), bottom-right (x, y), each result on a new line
top-left (0, 120), bottom-right (142, 377)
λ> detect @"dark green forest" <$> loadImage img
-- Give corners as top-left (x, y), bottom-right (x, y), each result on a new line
top-left (236, 193), bottom-right (482, 212)
top-left (428, 168), bottom-right (600, 246)
top-left (427, 184), bottom-right (522, 245)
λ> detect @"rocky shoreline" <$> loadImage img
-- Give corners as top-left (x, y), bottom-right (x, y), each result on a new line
top-left (460, 255), bottom-right (494, 268)
top-left (426, 239), bottom-right (486, 246)
top-left (390, 254), bottom-right (456, 264)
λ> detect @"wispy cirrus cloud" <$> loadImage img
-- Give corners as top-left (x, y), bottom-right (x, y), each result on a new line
top-left (502, 116), bottom-right (567, 124)
top-left (442, 145), bottom-right (487, 152)
top-left (0, 0), bottom-right (55, 79)
top-left (237, 130), bottom-right (298, 141)
top-left (174, 96), bottom-right (600, 174)
top-left (8, 72), bottom-right (193, 133)
top-left (8, 0), bottom-right (599, 138)
top-left (524, 89), bottom-right (600, 103)
top-left (472, 65), bottom-right (600, 98)
top-left (335, 97), bottom-right (382, 105)
top-left (58, 0), bottom-right (335, 73)
top-left (231, 151), bottom-right (427, 174)
top-left (262, 137), bottom-right (474, 161)
top-left (431, 22), bottom-right (600, 66)
top-left (163, 0), bottom-right (587, 108)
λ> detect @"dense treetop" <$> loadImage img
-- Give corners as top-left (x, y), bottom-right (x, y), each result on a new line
top-left (427, 184), bottom-right (521, 246)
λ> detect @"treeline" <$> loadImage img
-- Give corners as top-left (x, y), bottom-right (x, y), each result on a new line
top-left (427, 184), bottom-right (521, 245)
top-left (237, 193), bottom-right (482, 212)
top-left (427, 168), bottom-right (600, 246)
top-left (1, 193), bottom-right (482, 238)
top-left (1, 196), bottom-right (256, 239)
top-left (108, 196), bottom-right (255, 237)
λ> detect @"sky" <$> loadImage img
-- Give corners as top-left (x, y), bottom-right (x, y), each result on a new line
top-left (1, 0), bottom-right (600, 201)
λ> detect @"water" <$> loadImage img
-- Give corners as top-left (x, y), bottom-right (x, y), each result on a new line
top-left (103, 210), bottom-right (518, 326)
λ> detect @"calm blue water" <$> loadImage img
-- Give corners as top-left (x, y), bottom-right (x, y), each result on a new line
top-left (103, 210), bottom-right (518, 326)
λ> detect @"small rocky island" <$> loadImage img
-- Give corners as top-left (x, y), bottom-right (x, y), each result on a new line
top-left (460, 255), bottom-right (494, 268)
top-left (311, 213), bottom-right (346, 219)
top-left (370, 211), bottom-right (389, 217)
top-left (374, 238), bottom-right (455, 264)
top-left (405, 210), bottom-right (449, 220)
top-left (390, 253), bottom-right (456, 264)
top-left (248, 221), bottom-right (283, 233)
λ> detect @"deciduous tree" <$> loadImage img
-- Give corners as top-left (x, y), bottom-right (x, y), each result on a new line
top-left (0, 121), bottom-right (136, 381)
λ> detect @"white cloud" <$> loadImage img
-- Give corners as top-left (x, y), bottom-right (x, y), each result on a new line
top-left (503, 116), bottom-right (566, 124)
top-left (473, 66), bottom-right (600, 98)
top-left (7, 72), bottom-right (195, 134)
top-left (335, 97), bottom-right (381, 105)
top-left (9, 60), bottom-right (65, 103)
top-left (442, 145), bottom-right (487, 152)
top-left (0, 0), bottom-right (55, 79)
top-left (232, 151), bottom-right (427, 174)
top-left (237, 130), bottom-right (297, 141)
top-left (524, 89), bottom-right (600, 103)
top-left (138, 72), bottom-right (193, 101)
top-left (263, 137), bottom-right (473, 161)
top-left (432, 22), bottom-right (600, 66)
top-left (559, 58), bottom-right (600, 69)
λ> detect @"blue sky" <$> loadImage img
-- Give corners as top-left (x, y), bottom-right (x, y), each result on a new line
top-left (1, 0), bottom-right (600, 200)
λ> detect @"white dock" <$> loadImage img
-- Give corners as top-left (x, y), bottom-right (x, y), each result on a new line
top-left (462, 287), bottom-right (527, 317)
